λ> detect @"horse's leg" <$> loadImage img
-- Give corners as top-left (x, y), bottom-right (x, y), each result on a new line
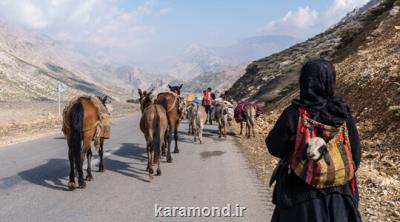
top-left (86, 148), bottom-right (93, 181)
top-left (98, 138), bottom-right (105, 172)
top-left (223, 120), bottom-right (227, 138)
top-left (156, 134), bottom-right (164, 176)
top-left (166, 126), bottom-right (173, 163)
top-left (78, 136), bottom-right (91, 188)
top-left (68, 148), bottom-right (76, 190)
top-left (193, 123), bottom-right (197, 142)
top-left (250, 109), bottom-right (256, 137)
top-left (148, 142), bottom-right (154, 175)
top-left (246, 120), bottom-right (251, 138)
top-left (251, 118), bottom-right (255, 137)
top-left (199, 123), bottom-right (204, 144)
top-left (162, 130), bottom-right (167, 157)
top-left (240, 121), bottom-right (243, 135)
top-left (218, 119), bottom-right (221, 138)
top-left (75, 149), bottom-right (85, 189)
top-left (173, 122), bottom-right (179, 153)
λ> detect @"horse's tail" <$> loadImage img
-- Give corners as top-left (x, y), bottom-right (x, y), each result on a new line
top-left (153, 105), bottom-right (161, 162)
top-left (70, 99), bottom-right (84, 168)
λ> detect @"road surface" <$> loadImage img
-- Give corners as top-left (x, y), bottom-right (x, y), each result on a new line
top-left (0, 114), bottom-right (273, 221)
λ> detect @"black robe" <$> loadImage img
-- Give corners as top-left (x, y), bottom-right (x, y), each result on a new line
top-left (266, 104), bottom-right (362, 222)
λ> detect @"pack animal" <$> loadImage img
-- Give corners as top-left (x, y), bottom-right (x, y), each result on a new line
top-left (214, 102), bottom-right (228, 138)
top-left (63, 95), bottom-right (110, 190)
top-left (189, 104), bottom-right (207, 144)
top-left (155, 89), bottom-right (182, 162)
top-left (139, 89), bottom-right (168, 178)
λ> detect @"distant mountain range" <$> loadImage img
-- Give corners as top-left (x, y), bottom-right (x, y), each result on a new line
top-left (165, 35), bottom-right (298, 80)
top-left (0, 20), bottom-right (130, 102)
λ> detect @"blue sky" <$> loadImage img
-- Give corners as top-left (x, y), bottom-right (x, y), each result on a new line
top-left (0, 0), bottom-right (369, 67)
top-left (117, 0), bottom-right (333, 48)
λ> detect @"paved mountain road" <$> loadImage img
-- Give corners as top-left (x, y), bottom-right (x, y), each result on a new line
top-left (0, 114), bottom-right (273, 221)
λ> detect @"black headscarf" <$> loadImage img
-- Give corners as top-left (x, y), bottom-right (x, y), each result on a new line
top-left (292, 59), bottom-right (349, 127)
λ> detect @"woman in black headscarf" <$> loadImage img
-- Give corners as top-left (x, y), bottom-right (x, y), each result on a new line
top-left (266, 59), bottom-right (362, 222)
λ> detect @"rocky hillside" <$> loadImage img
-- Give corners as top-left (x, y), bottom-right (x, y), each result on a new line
top-left (231, 1), bottom-right (400, 221)
top-left (0, 21), bottom-right (130, 102)
top-left (227, 0), bottom-right (397, 104)
top-left (182, 66), bottom-right (244, 93)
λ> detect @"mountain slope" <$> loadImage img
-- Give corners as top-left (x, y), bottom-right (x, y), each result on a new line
top-left (0, 21), bottom-right (130, 102)
top-left (227, 0), bottom-right (396, 104)
top-left (182, 66), bottom-right (244, 93)
top-left (215, 35), bottom-right (299, 65)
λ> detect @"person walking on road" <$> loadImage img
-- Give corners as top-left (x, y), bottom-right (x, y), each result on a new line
top-left (266, 59), bottom-right (362, 222)
top-left (203, 88), bottom-right (213, 124)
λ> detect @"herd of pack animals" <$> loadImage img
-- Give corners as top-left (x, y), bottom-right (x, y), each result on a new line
top-left (63, 84), bottom-right (260, 190)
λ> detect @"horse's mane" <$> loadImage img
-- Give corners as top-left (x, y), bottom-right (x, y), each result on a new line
top-left (157, 91), bottom-right (179, 98)
top-left (155, 91), bottom-right (180, 112)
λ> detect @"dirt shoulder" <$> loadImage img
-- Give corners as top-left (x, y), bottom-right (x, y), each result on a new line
top-left (0, 101), bottom-right (138, 147)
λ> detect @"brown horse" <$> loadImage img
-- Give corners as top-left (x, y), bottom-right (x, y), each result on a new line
top-left (63, 96), bottom-right (109, 190)
top-left (155, 90), bottom-right (181, 162)
top-left (139, 89), bottom-right (168, 177)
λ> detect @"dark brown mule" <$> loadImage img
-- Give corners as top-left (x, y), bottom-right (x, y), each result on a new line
top-left (139, 89), bottom-right (168, 178)
top-left (64, 96), bottom-right (109, 190)
top-left (155, 89), bottom-right (182, 162)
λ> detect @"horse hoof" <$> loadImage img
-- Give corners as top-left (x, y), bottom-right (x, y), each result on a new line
top-left (167, 158), bottom-right (173, 163)
top-left (173, 149), bottom-right (179, 154)
top-left (78, 182), bottom-right (86, 189)
top-left (68, 182), bottom-right (76, 191)
top-left (156, 169), bottom-right (162, 176)
top-left (149, 168), bottom-right (154, 174)
top-left (99, 166), bottom-right (105, 172)
top-left (86, 175), bottom-right (93, 181)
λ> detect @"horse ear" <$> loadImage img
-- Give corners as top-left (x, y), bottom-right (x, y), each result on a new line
top-left (148, 88), bottom-right (154, 95)
top-left (103, 95), bottom-right (108, 103)
top-left (168, 84), bottom-right (172, 89)
top-left (179, 84), bottom-right (183, 90)
top-left (138, 89), bottom-right (143, 97)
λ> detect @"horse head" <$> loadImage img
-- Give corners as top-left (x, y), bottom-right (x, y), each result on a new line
top-left (138, 88), bottom-right (154, 112)
top-left (168, 84), bottom-right (183, 96)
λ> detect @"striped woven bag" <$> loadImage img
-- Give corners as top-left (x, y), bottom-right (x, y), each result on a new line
top-left (288, 108), bottom-right (355, 189)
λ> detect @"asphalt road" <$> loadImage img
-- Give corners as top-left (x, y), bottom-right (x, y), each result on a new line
top-left (0, 114), bottom-right (273, 222)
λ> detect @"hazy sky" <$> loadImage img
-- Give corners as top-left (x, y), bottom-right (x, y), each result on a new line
top-left (0, 0), bottom-right (369, 68)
